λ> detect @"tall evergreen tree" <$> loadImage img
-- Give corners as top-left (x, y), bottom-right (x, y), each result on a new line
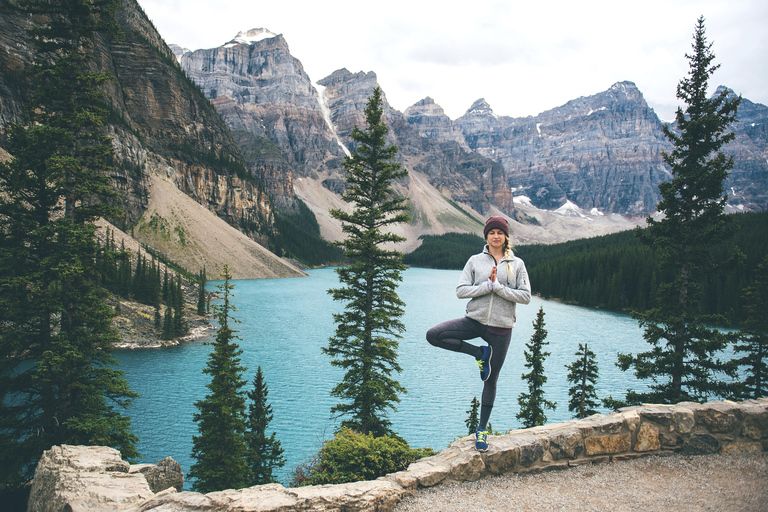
top-left (565, 343), bottom-right (600, 419)
top-left (620, 17), bottom-right (741, 404)
top-left (517, 307), bottom-right (556, 428)
top-left (0, 0), bottom-right (137, 494)
top-left (324, 87), bottom-right (411, 437)
top-left (245, 367), bottom-right (285, 485)
top-left (465, 397), bottom-right (480, 435)
top-left (734, 255), bottom-right (768, 398)
top-left (189, 266), bottom-right (250, 492)
top-left (197, 267), bottom-right (207, 316)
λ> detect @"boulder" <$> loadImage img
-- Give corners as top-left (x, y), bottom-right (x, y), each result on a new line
top-left (26, 445), bottom-right (153, 512)
top-left (130, 457), bottom-right (184, 493)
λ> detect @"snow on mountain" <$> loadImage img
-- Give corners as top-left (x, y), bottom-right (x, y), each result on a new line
top-left (225, 28), bottom-right (278, 47)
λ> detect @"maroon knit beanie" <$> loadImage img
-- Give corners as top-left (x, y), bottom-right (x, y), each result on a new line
top-left (483, 216), bottom-right (509, 238)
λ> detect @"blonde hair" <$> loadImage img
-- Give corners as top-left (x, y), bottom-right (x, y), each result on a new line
top-left (503, 236), bottom-right (513, 281)
top-left (503, 235), bottom-right (514, 260)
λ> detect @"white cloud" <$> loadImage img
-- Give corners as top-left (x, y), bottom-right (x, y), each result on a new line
top-left (138, 0), bottom-right (768, 121)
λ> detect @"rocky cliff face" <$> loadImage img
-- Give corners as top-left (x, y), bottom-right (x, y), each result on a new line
top-left (450, 83), bottom-right (672, 216)
top-left (178, 29), bottom-right (345, 200)
top-left (178, 37), bottom-right (518, 232)
top-left (0, 0), bottom-right (286, 269)
top-left (318, 68), bottom-right (516, 217)
top-left (410, 82), bottom-right (768, 216)
top-left (405, 97), bottom-right (471, 151)
top-left (701, 87), bottom-right (768, 211)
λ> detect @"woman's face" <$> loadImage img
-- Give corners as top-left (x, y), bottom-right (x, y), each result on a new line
top-left (486, 228), bottom-right (506, 250)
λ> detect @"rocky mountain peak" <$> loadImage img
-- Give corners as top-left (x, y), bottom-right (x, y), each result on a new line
top-left (168, 43), bottom-right (190, 62)
top-left (227, 28), bottom-right (279, 46)
top-left (405, 97), bottom-right (470, 151)
top-left (466, 98), bottom-right (494, 116)
top-left (405, 97), bottom-right (447, 117)
top-left (609, 80), bottom-right (642, 98)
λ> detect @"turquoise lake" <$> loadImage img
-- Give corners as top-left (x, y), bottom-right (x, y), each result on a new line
top-left (114, 266), bottom-right (650, 488)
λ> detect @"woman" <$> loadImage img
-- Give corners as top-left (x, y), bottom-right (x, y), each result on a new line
top-left (426, 216), bottom-right (531, 451)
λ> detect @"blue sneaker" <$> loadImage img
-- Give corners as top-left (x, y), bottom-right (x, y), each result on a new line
top-left (476, 346), bottom-right (492, 381)
top-left (475, 428), bottom-right (489, 451)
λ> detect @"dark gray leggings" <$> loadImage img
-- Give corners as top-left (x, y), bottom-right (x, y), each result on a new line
top-left (426, 317), bottom-right (512, 427)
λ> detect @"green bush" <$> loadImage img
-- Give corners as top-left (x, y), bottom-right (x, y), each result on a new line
top-left (290, 428), bottom-right (435, 486)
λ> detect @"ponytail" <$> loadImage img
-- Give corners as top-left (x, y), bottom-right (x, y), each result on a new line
top-left (503, 236), bottom-right (513, 283)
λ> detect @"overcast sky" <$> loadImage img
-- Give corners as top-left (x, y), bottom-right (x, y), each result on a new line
top-left (139, 0), bottom-right (767, 122)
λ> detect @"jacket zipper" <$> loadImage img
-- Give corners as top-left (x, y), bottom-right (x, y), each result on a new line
top-left (486, 253), bottom-right (497, 325)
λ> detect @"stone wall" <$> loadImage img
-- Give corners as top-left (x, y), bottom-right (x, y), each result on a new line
top-left (27, 398), bottom-right (768, 512)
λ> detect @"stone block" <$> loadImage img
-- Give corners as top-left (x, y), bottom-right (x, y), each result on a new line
top-left (673, 408), bottom-right (696, 434)
top-left (402, 459), bottom-right (450, 488)
top-left (696, 402), bottom-right (740, 433)
top-left (548, 430), bottom-right (584, 460)
top-left (483, 439), bottom-right (519, 475)
top-left (518, 439), bottom-right (546, 467)
top-left (131, 457), bottom-right (184, 493)
top-left (635, 422), bottom-right (661, 452)
top-left (660, 431), bottom-right (682, 448)
top-left (741, 407), bottom-right (768, 440)
top-left (449, 453), bottom-right (485, 481)
top-left (720, 442), bottom-right (764, 455)
top-left (639, 405), bottom-right (675, 426)
top-left (584, 433), bottom-right (631, 455)
top-left (681, 432), bottom-right (720, 455)
top-left (577, 412), bottom-right (626, 435)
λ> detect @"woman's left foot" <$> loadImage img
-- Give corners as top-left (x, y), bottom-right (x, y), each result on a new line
top-left (476, 346), bottom-right (493, 381)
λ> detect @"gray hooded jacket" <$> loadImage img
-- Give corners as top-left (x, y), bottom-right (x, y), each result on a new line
top-left (457, 245), bottom-right (531, 328)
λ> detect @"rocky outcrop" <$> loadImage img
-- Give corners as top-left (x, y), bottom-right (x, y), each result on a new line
top-left (405, 97), bottom-right (470, 151)
top-left (0, 0), bottom-right (278, 254)
top-left (131, 457), bottom-right (184, 494)
top-left (701, 87), bottom-right (768, 211)
top-left (178, 29), bottom-right (345, 189)
top-left (28, 399), bottom-right (768, 512)
top-left (319, 69), bottom-right (516, 217)
top-left (25, 445), bottom-right (179, 512)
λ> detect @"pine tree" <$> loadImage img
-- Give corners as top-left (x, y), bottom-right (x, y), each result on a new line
top-left (565, 343), bottom-right (600, 419)
top-left (324, 87), bottom-right (411, 437)
top-left (517, 307), bottom-right (556, 428)
top-left (197, 267), bottom-right (207, 316)
top-left (245, 367), bottom-right (285, 485)
top-left (173, 276), bottom-right (185, 336)
top-left (189, 266), bottom-right (250, 492)
top-left (733, 255), bottom-right (768, 398)
top-left (465, 397), bottom-right (480, 435)
top-left (621, 17), bottom-right (741, 404)
top-left (0, 0), bottom-right (137, 493)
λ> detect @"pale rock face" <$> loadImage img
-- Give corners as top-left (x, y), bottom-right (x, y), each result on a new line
top-left (318, 69), bottom-right (515, 216)
top-left (452, 82), bottom-right (671, 216)
top-left (180, 32), bottom-right (345, 186)
top-left (25, 445), bottom-right (153, 512)
top-left (405, 97), bottom-right (471, 151)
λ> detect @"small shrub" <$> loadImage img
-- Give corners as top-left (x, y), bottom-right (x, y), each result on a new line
top-left (290, 428), bottom-right (435, 486)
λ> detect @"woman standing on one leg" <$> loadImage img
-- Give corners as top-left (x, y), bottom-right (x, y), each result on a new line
top-left (426, 216), bottom-right (531, 451)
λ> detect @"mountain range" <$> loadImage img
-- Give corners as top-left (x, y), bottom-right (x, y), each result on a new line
top-left (1, 4), bottom-right (766, 277)
top-left (173, 28), bottom-right (767, 242)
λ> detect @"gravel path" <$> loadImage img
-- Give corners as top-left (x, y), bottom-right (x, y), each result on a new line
top-left (392, 453), bottom-right (768, 512)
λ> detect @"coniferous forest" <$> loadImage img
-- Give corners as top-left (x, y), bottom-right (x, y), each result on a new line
top-left (404, 211), bottom-right (768, 326)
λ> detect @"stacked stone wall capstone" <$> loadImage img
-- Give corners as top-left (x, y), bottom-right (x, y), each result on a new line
top-left (26, 398), bottom-right (768, 512)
